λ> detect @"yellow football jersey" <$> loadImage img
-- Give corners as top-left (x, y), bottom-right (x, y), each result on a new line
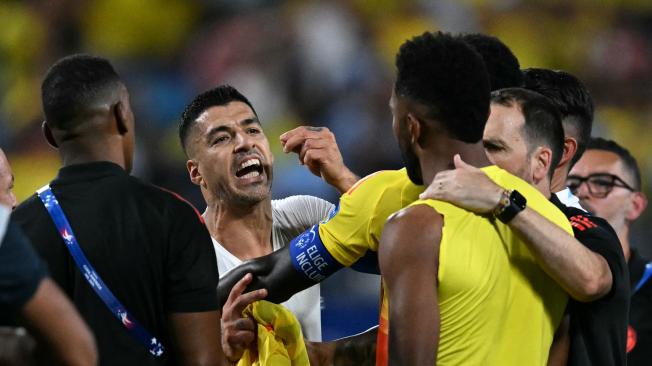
top-left (377, 166), bottom-right (571, 366)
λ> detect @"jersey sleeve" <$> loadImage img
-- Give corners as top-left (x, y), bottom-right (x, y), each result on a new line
top-left (164, 198), bottom-right (220, 313)
top-left (273, 195), bottom-right (335, 233)
top-left (318, 173), bottom-right (387, 267)
top-left (569, 213), bottom-right (627, 300)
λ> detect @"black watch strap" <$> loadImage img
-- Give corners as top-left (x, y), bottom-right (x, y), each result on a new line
top-left (495, 190), bottom-right (527, 223)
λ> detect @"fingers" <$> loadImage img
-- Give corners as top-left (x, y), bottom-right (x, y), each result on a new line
top-left (280, 126), bottom-right (333, 153)
top-left (223, 274), bottom-right (268, 320)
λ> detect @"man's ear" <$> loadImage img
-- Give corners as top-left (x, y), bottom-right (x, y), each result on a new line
top-left (114, 101), bottom-right (129, 136)
top-left (533, 146), bottom-right (553, 183)
top-left (187, 159), bottom-right (204, 187)
top-left (42, 121), bottom-right (59, 148)
top-left (558, 136), bottom-right (578, 168)
top-left (406, 113), bottom-right (422, 146)
top-left (627, 191), bottom-right (648, 221)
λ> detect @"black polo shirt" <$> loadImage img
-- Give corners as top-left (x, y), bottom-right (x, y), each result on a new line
top-left (628, 248), bottom-right (652, 365)
top-left (13, 162), bottom-right (219, 365)
top-left (550, 195), bottom-right (629, 366)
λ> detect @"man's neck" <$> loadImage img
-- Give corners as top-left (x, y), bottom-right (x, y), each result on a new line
top-left (619, 226), bottom-right (632, 262)
top-left (550, 165), bottom-right (569, 193)
top-left (420, 145), bottom-right (490, 184)
top-left (59, 136), bottom-right (126, 169)
top-left (203, 196), bottom-right (274, 260)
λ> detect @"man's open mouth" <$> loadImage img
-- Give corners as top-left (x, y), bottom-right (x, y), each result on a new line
top-left (235, 158), bottom-right (263, 179)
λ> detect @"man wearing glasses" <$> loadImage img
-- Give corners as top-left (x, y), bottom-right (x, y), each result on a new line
top-left (568, 137), bottom-right (650, 366)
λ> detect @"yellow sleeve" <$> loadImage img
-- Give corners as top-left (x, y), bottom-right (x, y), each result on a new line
top-left (318, 170), bottom-right (422, 267)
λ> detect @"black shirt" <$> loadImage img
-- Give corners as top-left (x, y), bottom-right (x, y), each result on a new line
top-left (13, 162), bottom-right (219, 365)
top-left (627, 248), bottom-right (652, 365)
top-left (550, 195), bottom-right (629, 366)
top-left (0, 219), bottom-right (47, 324)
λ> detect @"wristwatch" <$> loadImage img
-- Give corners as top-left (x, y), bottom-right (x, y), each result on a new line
top-left (493, 189), bottom-right (527, 223)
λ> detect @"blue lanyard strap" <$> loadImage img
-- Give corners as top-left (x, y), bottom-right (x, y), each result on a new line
top-left (37, 185), bottom-right (164, 357)
top-left (633, 262), bottom-right (652, 294)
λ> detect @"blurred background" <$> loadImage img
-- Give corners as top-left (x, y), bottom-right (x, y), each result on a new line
top-left (2, 0), bottom-right (652, 340)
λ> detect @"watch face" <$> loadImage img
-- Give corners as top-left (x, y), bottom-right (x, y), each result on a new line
top-left (510, 190), bottom-right (527, 210)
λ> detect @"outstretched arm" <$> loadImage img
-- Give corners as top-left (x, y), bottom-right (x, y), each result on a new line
top-left (217, 245), bottom-right (314, 306)
top-left (422, 154), bottom-right (612, 302)
top-left (280, 126), bottom-right (359, 193)
top-left (379, 205), bottom-right (442, 365)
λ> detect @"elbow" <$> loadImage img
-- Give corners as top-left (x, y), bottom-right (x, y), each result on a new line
top-left (573, 272), bottom-right (612, 303)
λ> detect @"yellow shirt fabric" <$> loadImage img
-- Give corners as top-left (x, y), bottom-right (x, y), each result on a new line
top-left (379, 166), bottom-right (571, 366)
top-left (319, 168), bottom-right (423, 266)
top-left (237, 300), bottom-right (309, 366)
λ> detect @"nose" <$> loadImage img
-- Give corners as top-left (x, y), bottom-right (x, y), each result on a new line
top-left (574, 181), bottom-right (591, 200)
top-left (233, 131), bottom-right (255, 153)
top-left (10, 192), bottom-right (16, 210)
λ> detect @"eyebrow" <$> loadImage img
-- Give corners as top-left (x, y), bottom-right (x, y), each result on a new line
top-left (204, 117), bottom-right (261, 142)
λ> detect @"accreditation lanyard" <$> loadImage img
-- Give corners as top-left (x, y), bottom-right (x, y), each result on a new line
top-left (37, 185), bottom-right (164, 357)
top-left (633, 262), bottom-right (652, 294)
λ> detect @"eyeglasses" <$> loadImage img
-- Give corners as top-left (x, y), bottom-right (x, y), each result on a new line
top-left (567, 173), bottom-right (635, 198)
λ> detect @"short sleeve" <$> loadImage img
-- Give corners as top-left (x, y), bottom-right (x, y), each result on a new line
top-left (569, 213), bottom-right (627, 300)
top-left (0, 221), bottom-right (48, 311)
top-left (272, 195), bottom-right (335, 233)
top-left (165, 199), bottom-right (220, 313)
top-left (318, 173), bottom-right (386, 267)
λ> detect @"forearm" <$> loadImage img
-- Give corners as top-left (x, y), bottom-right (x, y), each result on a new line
top-left (22, 278), bottom-right (97, 366)
top-left (217, 248), bottom-right (315, 306)
top-left (328, 168), bottom-right (359, 194)
top-left (510, 208), bottom-right (612, 301)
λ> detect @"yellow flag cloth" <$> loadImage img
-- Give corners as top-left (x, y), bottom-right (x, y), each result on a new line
top-left (237, 300), bottom-right (309, 366)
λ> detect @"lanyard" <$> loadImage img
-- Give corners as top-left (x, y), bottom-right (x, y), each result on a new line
top-left (37, 185), bottom-right (164, 357)
top-left (633, 262), bottom-right (652, 294)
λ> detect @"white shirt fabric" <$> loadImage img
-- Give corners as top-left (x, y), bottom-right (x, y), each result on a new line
top-left (212, 195), bottom-right (335, 341)
top-left (555, 187), bottom-right (585, 211)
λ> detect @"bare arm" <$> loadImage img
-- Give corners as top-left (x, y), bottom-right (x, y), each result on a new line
top-left (422, 155), bottom-right (612, 302)
top-left (217, 245), bottom-right (316, 307)
top-left (307, 326), bottom-right (378, 366)
top-left (169, 310), bottom-right (223, 366)
top-left (21, 278), bottom-right (97, 366)
top-left (379, 205), bottom-right (441, 365)
top-left (547, 314), bottom-right (570, 366)
top-left (280, 126), bottom-right (359, 193)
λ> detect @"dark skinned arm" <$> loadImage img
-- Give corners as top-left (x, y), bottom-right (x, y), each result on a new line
top-left (22, 278), bottom-right (97, 366)
top-left (547, 314), bottom-right (570, 366)
top-left (169, 310), bottom-right (224, 366)
top-left (379, 205), bottom-right (442, 365)
top-left (217, 245), bottom-right (316, 307)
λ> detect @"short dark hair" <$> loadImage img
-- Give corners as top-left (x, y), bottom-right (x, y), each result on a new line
top-left (586, 137), bottom-right (642, 191)
top-left (41, 54), bottom-right (122, 130)
top-left (522, 68), bottom-right (594, 167)
top-left (491, 87), bottom-right (564, 178)
top-left (460, 33), bottom-right (523, 91)
top-left (395, 31), bottom-right (490, 143)
top-left (179, 85), bottom-right (257, 155)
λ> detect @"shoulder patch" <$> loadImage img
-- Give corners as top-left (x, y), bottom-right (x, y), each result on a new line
top-left (569, 215), bottom-right (597, 232)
